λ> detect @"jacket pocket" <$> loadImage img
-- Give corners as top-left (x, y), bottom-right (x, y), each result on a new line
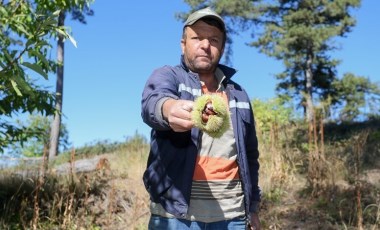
top-left (237, 106), bottom-right (253, 125)
top-left (143, 160), bottom-right (173, 201)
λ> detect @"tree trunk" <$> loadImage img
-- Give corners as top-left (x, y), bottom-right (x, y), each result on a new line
top-left (305, 50), bottom-right (320, 195)
top-left (49, 11), bottom-right (66, 159)
top-left (305, 52), bottom-right (314, 128)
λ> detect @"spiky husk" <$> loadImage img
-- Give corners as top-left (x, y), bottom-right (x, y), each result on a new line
top-left (192, 94), bottom-right (230, 138)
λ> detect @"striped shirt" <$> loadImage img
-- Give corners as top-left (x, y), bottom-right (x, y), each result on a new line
top-left (186, 69), bottom-right (245, 222)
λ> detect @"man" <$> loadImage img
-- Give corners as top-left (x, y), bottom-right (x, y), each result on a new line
top-left (141, 7), bottom-right (261, 230)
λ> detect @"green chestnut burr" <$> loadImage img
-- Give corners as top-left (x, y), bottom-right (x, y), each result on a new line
top-left (191, 94), bottom-right (230, 138)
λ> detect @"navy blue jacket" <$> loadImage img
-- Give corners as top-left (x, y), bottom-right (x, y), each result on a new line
top-left (141, 56), bottom-right (260, 220)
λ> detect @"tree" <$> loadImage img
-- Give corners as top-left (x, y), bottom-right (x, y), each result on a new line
top-left (246, 0), bottom-right (360, 124)
top-left (34, 0), bottom-right (94, 158)
top-left (331, 73), bottom-right (380, 121)
top-left (7, 114), bottom-right (70, 157)
top-left (0, 0), bottom-right (74, 153)
top-left (49, 9), bottom-right (66, 159)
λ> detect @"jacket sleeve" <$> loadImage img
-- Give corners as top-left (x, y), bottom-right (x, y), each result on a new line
top-left (246, 99), bottom-right (261, 212)
top-left (141, 66), bottom-right (180, 131)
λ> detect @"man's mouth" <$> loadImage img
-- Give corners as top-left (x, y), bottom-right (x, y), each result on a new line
top-left (197, 55), bottom-right (211, 60)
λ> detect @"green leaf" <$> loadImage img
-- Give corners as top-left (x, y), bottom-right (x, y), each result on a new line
top-left (67, 33), bottom-right (77, 48)
top-left (55, 28), bottom-right (67, 37)
top-left (53, 10), bottom-right (61, 16)
top-left (10, 79), bottom-right (23, 96)
top-left (28, 50), bottom-right (49, 66)
top-left (0, 60), bottom-right (6, 69)
top-left (35, 40), bottom-right (50, 47)
top-left (3, 49), bottom-right (13, 63)
top-left (22, 62), bottom-right (48, 79)
top-left (13, 74), bottom-right (32, 94)
top-left (15, 23), bottom-right (31, 37)
top-left (41, 18), bottom-right (57, 27)
top-left (56, 28), bottom-right (77, 48)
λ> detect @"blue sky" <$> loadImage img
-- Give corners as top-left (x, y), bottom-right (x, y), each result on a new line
top-left (58, 0), bottom-right (380, 148)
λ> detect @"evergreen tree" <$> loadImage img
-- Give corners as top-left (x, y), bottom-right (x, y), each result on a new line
top-left (331, 73), bottom-right (380, 121)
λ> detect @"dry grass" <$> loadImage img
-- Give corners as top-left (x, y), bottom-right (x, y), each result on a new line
top-left (256, 121), bottom-right (380, 229)
top-left (1, 125), bottom-right (380, 229)
top-left (0, 138), bottom-right (151, 230)
top-left (105, 144), bottom-right (150, 229)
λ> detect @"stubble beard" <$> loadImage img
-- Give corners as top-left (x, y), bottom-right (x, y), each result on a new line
top-left (186, 56), bottom-right (219, 74)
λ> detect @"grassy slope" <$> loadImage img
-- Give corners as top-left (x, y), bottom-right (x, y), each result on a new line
top-left (1, 122), bottom-right (380, 229)
top-left (0, 139), bottom-right (151, 230)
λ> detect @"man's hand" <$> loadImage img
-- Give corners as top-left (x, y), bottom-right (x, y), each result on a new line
top-left (162, 99), bottom-right (194, 132)
top-left (249, 213), bottom-right (261, 230)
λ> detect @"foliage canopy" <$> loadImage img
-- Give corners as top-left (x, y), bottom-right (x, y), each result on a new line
top-left (0, 0), bottom-right (76, 152)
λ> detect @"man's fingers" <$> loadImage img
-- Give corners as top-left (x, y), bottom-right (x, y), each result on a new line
top-left (166, 100), bottom-right (194, 132)
top-left (169, 119), bottom-right (193, 132)
top-left (182, 104), bottom-right (192, 112)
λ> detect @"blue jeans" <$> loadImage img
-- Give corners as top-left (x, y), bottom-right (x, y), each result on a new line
top-left (148, 215), bottom-right (247, 230)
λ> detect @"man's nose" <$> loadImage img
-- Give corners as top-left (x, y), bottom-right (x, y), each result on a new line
top-left (200, 39), bottom-right (210, 49)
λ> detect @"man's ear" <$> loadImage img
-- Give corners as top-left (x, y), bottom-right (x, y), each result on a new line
top-left (180, 39), bottom-right (185, 54)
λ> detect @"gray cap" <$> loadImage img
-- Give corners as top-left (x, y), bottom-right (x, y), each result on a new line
top-left (184, 7), bottom-right (225, 31)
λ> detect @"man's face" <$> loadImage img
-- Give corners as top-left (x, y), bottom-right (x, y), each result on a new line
top-left (181, 20), bottom-right (225, 74)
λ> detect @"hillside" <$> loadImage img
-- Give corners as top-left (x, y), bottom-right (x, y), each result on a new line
top-left (0, 123), bottom-right (379, 229)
